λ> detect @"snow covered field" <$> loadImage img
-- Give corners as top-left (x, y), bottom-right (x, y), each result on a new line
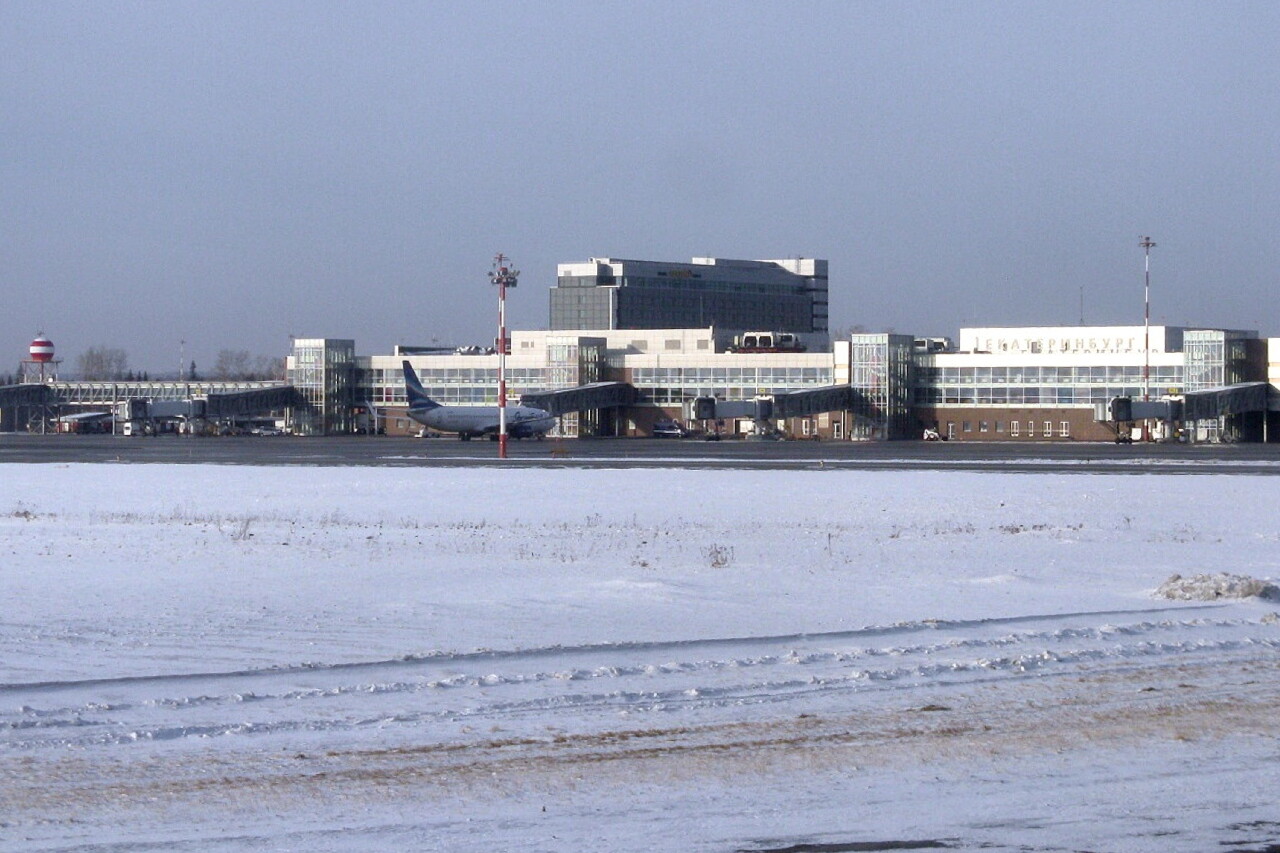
top-left (2, 462), bottom-right (1279, 852)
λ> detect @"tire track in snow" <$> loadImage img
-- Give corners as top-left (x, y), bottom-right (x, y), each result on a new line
top-left (8, 655), bottom-right (1280, 827)
top-left (0, 602), bottom-right (1230, 693)
top-left (3, 606), bottom-right (1276, 751)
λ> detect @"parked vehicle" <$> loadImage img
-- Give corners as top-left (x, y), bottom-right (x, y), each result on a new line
top-left (653, 419), bottom-right (687, 438)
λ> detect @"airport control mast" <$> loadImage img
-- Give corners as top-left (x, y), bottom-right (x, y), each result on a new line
top-left (489, 254), bottom-right (519, 459)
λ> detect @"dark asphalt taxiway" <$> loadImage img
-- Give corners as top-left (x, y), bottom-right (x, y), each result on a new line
top-left (3, 433), bottom-right (1280, 474)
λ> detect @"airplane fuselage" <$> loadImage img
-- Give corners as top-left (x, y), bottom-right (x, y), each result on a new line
top-left (401, 359), bottom-right (556, 439)
top-left (408, 404), bottom-right (556, 439)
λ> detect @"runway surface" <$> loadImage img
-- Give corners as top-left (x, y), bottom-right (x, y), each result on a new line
top-left (3, 433), bottom-right (1280, 473)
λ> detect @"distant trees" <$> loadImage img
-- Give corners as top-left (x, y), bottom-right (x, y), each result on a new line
top-left (75, 346), bottom-right (130, 380)
top-left (63, 348), bottom-right (280, 382)
top-left (211, 350), bottom-right (284, 380)
top-left (212, 350), bottom-right (250, 379)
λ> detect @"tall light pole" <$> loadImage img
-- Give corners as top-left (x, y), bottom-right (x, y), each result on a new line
top-left (1139, 236), bottom-right (1156, 402)
top-left (488, 254), bottom-right (519, 459)
top-left (1140, 236), bottom-right (1156, 442)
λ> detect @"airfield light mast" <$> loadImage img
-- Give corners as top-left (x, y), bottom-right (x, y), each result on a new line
top-left (1140, 236), bottom-right (1156, 441)
top-left (488, 254), bottom-right (519, 459)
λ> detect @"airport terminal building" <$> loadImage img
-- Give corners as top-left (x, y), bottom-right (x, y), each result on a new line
top-left (915, 326), bottom-right (1274, 442)
top-left (279, 254), bottom-right (1278, 442)
top-left (285, 323), bottom-right (1279, 443)
top-left (289, 329), bottom-right (840, 438)
top-left (7, 254), bottom-right (1278, 441)
top-left (917, 325), bottom-right (1187, 441)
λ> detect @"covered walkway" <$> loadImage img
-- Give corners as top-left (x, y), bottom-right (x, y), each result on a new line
top-left (520, 382), bottom-right (636, 417)
top-left (1183, 382), bottom-right (1274, 443)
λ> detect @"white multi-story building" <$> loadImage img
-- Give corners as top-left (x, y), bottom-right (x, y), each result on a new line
top-left (289, 328), bottom-right (835, 438)
top-left (914, 325), bottom-right (1266, 441)
top-left (284, 313), bottom-right (1274, 442)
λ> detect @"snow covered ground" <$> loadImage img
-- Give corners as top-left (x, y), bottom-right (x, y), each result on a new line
top-left (2, 462), bottom-right (1279, 852)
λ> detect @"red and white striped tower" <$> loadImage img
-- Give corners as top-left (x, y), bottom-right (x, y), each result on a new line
top-left (29, 335), bottom-right (55, 364)
top-left (488, 254), bottom-right (519, 459)
top-left (21, 333), bottom-right (60, 434)
top-left (23, 333), bottom-right (60, 384)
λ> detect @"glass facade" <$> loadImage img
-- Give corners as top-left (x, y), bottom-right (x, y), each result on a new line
top-left (612, 286), bottom-right (811, 332)
top-left (848, 334), bottom-right (915, 440)
top-left (549, 288), bottom-right (616, 330)
top-left (913, 364), bottom-right (1183, 406)
top-left (288, 339), bottom-right (356, 435)
top-left (546, 336), bottom-right (606, 436)
top-left (1183, 329), bottom-right (1259, 441)
top-left (628, 365), bottom-right (832, 405)
top-left (551, 258), bottom-right (828, 334)
top-left (364, 366), bottom-right (546, 406)
top-left (1184, 330), bottom-right (1252, 391)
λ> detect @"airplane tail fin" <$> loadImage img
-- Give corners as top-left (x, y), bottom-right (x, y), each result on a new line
top-left (401, 360), bottom-right (441, 411)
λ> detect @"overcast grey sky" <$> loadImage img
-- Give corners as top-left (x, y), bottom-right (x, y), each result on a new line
top-left (4, 1), bottom-right (1278, 374)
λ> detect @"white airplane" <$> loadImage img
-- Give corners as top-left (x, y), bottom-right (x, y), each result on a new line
top-left (402, 360), bottom-right (556, 440)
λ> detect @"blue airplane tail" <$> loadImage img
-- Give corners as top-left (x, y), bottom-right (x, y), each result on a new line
top-left (401, 360), bottom-right (441, 411)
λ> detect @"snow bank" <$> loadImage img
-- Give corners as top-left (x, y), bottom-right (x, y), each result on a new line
top-left (1155, 572), bottom-right (1280, 601)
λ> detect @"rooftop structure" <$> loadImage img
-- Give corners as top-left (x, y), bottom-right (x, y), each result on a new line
top-left (551, 257), bottom-right (828, 344)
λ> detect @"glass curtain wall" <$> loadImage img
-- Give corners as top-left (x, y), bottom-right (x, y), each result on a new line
top-left (1184, 330), bottom-right (1254, 441)
top-left (288, 339), bottom-right (355, 435)
top-left (629, 365), bottom-right (832, 405)
top-left (912, 364), bottom-right (1183, 406)
top-left (848, 334), bottom-right (915, 440)
top-left (546, 336), bottom-right (606, 436)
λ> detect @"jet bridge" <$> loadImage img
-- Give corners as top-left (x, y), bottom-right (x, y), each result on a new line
top-left (1183, 382), bottom-right (1273, 443)
top-left (1182, 382), bottom-right (1271, 420)
top-left (1105, 383), bottom-right (1274, 443)
top-left (518, 382), bottom-right (637, 438)
top-left (688, 385), bottom-right (861, 439)
top-left (2, 380), bottom-right (302, 433)
top-left (690, 386), bottom-right (859, 423)
top-left (112, 386), bottom-right (301, 422)
top-left (0, 383), bottom-right (53, 408)
top-left (519, 382), bottom-right (636, 417)
top-left (202, 385), bottom-right (303, 418)
top-left (772, 385), bottom-right (858, 419)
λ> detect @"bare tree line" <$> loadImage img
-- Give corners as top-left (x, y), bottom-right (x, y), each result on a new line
top-left (69, 346), bottom-right (284, 381)
top-left (210, 349), bottom-right (286, 381)
top-left (75, 345), bottom-right (130, 380)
